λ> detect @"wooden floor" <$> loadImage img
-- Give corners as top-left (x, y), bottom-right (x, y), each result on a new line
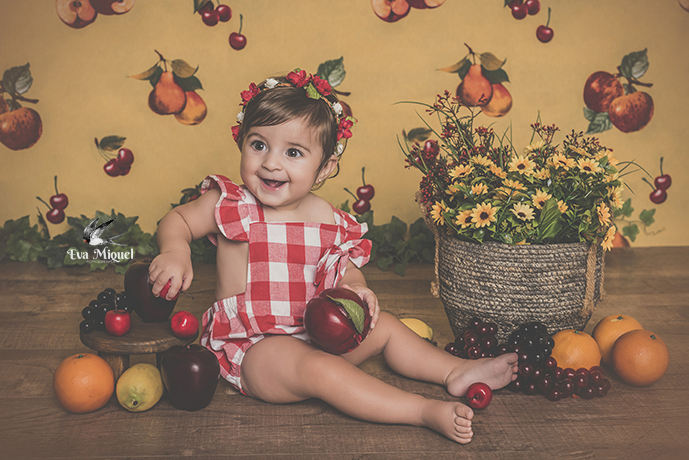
top-left (1, 247), bottom-right (687, 459)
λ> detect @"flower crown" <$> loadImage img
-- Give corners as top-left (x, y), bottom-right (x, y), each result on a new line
top-left (232, 69), bottom-right (356, 156)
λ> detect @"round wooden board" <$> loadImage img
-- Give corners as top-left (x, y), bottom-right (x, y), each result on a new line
top-left (80, 313), bottom-right (198, 355)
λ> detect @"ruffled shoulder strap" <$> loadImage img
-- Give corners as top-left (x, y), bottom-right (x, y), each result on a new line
top-left (201, 174), bottom-right (261, 244)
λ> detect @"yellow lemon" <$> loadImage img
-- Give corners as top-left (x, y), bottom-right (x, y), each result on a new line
top-left (400, 318), bottom-right (434, 342)
top-left (116, 363), bottom-right (164, 412)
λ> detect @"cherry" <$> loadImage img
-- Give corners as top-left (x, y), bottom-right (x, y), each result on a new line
top-left (202, 9), bottom-right (219, 26)
top-left (116, 148), bottom-right (134, 168)
top-left (216, 4), bottom-right (232, 22)
top-left (649, 188), bottom-right (667, 204)
top-left (229, 14), bottom-right (247, 50)
top-left (36, 195), bottom-right (66, 224)
top-left (525, 0), bottom-right (540, 15)
top-left (197, 1), bottom-right (214, 15)
top-left (536, 8), bottom-right (554, 43)
top-left (104, 158), bottom-right (122, 177)
top-left (511, 2), bottom-right (528, 19)
top-left (345, 187), bottom-right (370, 214)
top-left (356, 167), bottom-right (375, 201)
top-left (654, 157), bottom-right (671, 190)
top-left (49, 175), bottom-right (69, 210)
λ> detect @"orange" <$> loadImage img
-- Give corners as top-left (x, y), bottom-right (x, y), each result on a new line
top-left (592, 314), bottom-right (644, 365)
top-left (53, 353), bottom-right (114, 414)
top-left (550, 329), bottom-right (602, 370)
top-left (612, 330), bottom-right (669, 387)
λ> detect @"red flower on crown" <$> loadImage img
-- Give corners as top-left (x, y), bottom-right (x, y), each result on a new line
top-left (337, 118), bottom-right (355, 141)
top-left (286, 69), bottom-right (311, 87)
top-left (311, 75), bottom-right (332, 96)
top-left (240, 83), bottom-right (260, 106)
top-left (231, 125), bottom-right (240, 142)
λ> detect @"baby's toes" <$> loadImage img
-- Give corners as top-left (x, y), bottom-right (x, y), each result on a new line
top-left (455, 403), bottom-right (474, 422)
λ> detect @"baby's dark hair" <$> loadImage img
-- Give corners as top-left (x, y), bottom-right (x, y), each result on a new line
top-left (234, 76), bottom-right (342, 185)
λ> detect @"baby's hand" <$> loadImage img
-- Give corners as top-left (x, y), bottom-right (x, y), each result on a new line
top-left (148, 251), bottom-right (193, 300)
top-left (341, 283), bottom-right (379, 330)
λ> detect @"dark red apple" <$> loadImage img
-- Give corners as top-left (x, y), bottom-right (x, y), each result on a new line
top-left (105, 308), bottom-right (131, 336)
top-left (608, 92), bottom-right (654, 133)
top-left (371, 0), bottom-right (411, 22)
top-left (170, 311), bottom-right (199, 338)
top-left (303, 288), bottom-right (371, 355)
top-left (583, 71), bottom-right (624, 113)
top-left (465, 382), bottom-right (492, 409)
top-left (124, 260), bottom-right (178, 322)
top-left (161, 344), bottom-right (220, 411)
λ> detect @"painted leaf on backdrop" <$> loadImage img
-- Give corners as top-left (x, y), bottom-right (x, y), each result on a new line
top-left (97, 135), bottom-right (127, 152)
top-left (2, 63), bottom-right (33, 96)
top-left (620, 49), bottom-right (649, 81)
top-left (171, 59), bottom-right (198, 79)
top-left (129, 63), bottom-right (160, 81)
top-left (479, 53), bottom-right (506, 72)
top-left (316, 57), bottom-right (346, 88)
top-left (327, 296), bottom-right (365, 335)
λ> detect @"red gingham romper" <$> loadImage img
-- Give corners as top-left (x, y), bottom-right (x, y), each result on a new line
top-left (198, 175), bottom-right (371, 394)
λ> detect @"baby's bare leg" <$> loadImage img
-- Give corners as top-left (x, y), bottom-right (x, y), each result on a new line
top-left (343, 312), bottom-right (518, 396)
top-left (240, 336), bottom-right (474, 443)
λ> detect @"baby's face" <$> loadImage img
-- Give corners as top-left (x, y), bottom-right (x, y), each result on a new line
top-left (239, 118), bottom-right (334, 212)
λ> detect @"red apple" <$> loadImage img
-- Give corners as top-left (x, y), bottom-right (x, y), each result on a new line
top-left (303, 288), bottom-right (371, 355)
top-left (159, 279), bottom-right (179, 301)
top-left (465, 382), bottom-right (492, 409)
top-left (105, 308), bottom-right (131, 336)
top-left (124, 260), bottom-right (178, 322)
top-left (583, 71), bottom-right (624, 113)
top-left (170, 311), bottom-right (199, 338)
top-left (371, 0), bottom-right (411, 22)
top-left (55, 0), bottom-right (98, 28)
top-left (608, 91), bottom-right (654, 133)
top-left (161, 344), bottom-right (220, 411)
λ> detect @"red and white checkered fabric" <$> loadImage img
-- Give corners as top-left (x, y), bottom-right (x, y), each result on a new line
top-left (198, 175), bottom-right (371, 393)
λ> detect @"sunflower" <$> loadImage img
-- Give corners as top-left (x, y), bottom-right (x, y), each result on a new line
top-left (532, 190), bottom-right (552, 209)
top-left (471, 202), bottom-right (498, 228)
top-left (430, 201), bottom-right (447, 226)
top-left (471, 183), bottom-right (489, 196)
top-left (503, 179), bottom-right (526, 191)
top-left (609, 186), bottom-right (624, 208)
top-left (509, 156), bottom-right (536, 175)
top-left (511, 203), bottom-right (535, 221)
top-left (450, 164), bottom-right (473, 179)
top-left (446, 183), bottom-right (462, 195)
top-left (489, 163), bottom-right (508, 179)
top-left (532, 168), bottom-right (551, 180)
top-left (524, 139), bottom-right (545, 153)
top-left (601, 225), bottom-right (616, 251)
top-left (549, 153), bottom-right (575, 170)
top-left (597, 203), bottom-right (611, 226)
top-left (472, 155), bottom-right (494, 167)
top-left (557, 200), bottom-right (569, 214)
top-left (455, 210), bottom-right (474, 228)
top-left (578, 158), bottom-right (602, 174)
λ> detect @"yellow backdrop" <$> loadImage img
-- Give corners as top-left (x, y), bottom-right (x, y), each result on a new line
top-left (1, 0), bottom-right (687, 247)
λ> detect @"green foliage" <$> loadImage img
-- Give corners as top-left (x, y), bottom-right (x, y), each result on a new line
top-left (340, 200), bottom-right (435, 276)
top-left (613, 198), bottom-right (658, 243)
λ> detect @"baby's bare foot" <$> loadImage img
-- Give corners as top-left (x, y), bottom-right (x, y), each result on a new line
top-left (445, 352), bottom-right (519, 397)
top-left (421, 400), bottom-right (474, 444)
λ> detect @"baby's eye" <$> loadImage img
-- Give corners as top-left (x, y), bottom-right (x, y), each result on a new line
top-left (250, 140), bottom-right (266, 151)
top-left (286, 148), bottom-right (303, 158)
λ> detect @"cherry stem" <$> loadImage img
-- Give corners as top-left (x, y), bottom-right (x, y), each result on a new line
top-left (238, 14), bottom-right (243, 35)
top-left (36, 196), bottom-right (52, 210)
top-left (641, 177), bottom-right (656, 190)
top-left (361, 167), bottom-right (366, 186)
top-left (344, 187), bottom-right (358, 200)
top-left (54, 175), bottom-right (59, 195)
top-left (659, 156), bottom-right (664, 176)
top-left (545, 7), bottom-right (551, 28)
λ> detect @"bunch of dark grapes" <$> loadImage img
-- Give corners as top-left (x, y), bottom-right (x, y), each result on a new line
top-left (444, 317), bottom-right (508, 359)
top-left (507, 322), bottom-right (611, 401)
top-left (79, 288), bottom-right (131, 334)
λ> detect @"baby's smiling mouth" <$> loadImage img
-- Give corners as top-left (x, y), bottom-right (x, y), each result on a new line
top-left (261, 178), bottom-right (286, 189)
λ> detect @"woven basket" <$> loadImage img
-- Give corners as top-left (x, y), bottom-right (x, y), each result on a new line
top-left (431, 230), bottom-right (605, 342)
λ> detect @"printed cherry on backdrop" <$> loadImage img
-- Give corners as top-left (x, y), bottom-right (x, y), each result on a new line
top-left (643, 157), bottom-right (672, 204)
top-left (95, 136), bottom-right (135, 177)
top-left (130, 51), bottom-right (207, 125)
top-left (36, 176), bottom-right (68, 224)
top-left (229, 14), bottom-right (247, 50)
top-left (345, 167), bottom-right (375, 215)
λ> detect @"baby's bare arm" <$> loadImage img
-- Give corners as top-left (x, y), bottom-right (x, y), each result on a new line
top-left (149, 188), bottom-right (221, 299)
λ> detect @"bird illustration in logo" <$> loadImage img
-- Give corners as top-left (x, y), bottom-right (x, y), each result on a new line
top-left (83, 217), bottom-right (124, 246)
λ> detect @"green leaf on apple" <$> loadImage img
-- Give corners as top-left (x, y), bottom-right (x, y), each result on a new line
top-left (639, 209), bottom-right (656, 226)
top-left (479, 53), bottom-right (506, 72)
top-left (171, 60), bottom-right (198, 79)
top-left (97, 135), bottom-right (127, 152)
top-left (583, 108), bottom-right (612, 134)
top-left (327, 296), bottom-right (365, 335)
top-left (316, 57), bottom-right (346, 88)
top-left (620, 48), bottom-right (649, 81)
top-left (2, 63), bottom-right (33, 96)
